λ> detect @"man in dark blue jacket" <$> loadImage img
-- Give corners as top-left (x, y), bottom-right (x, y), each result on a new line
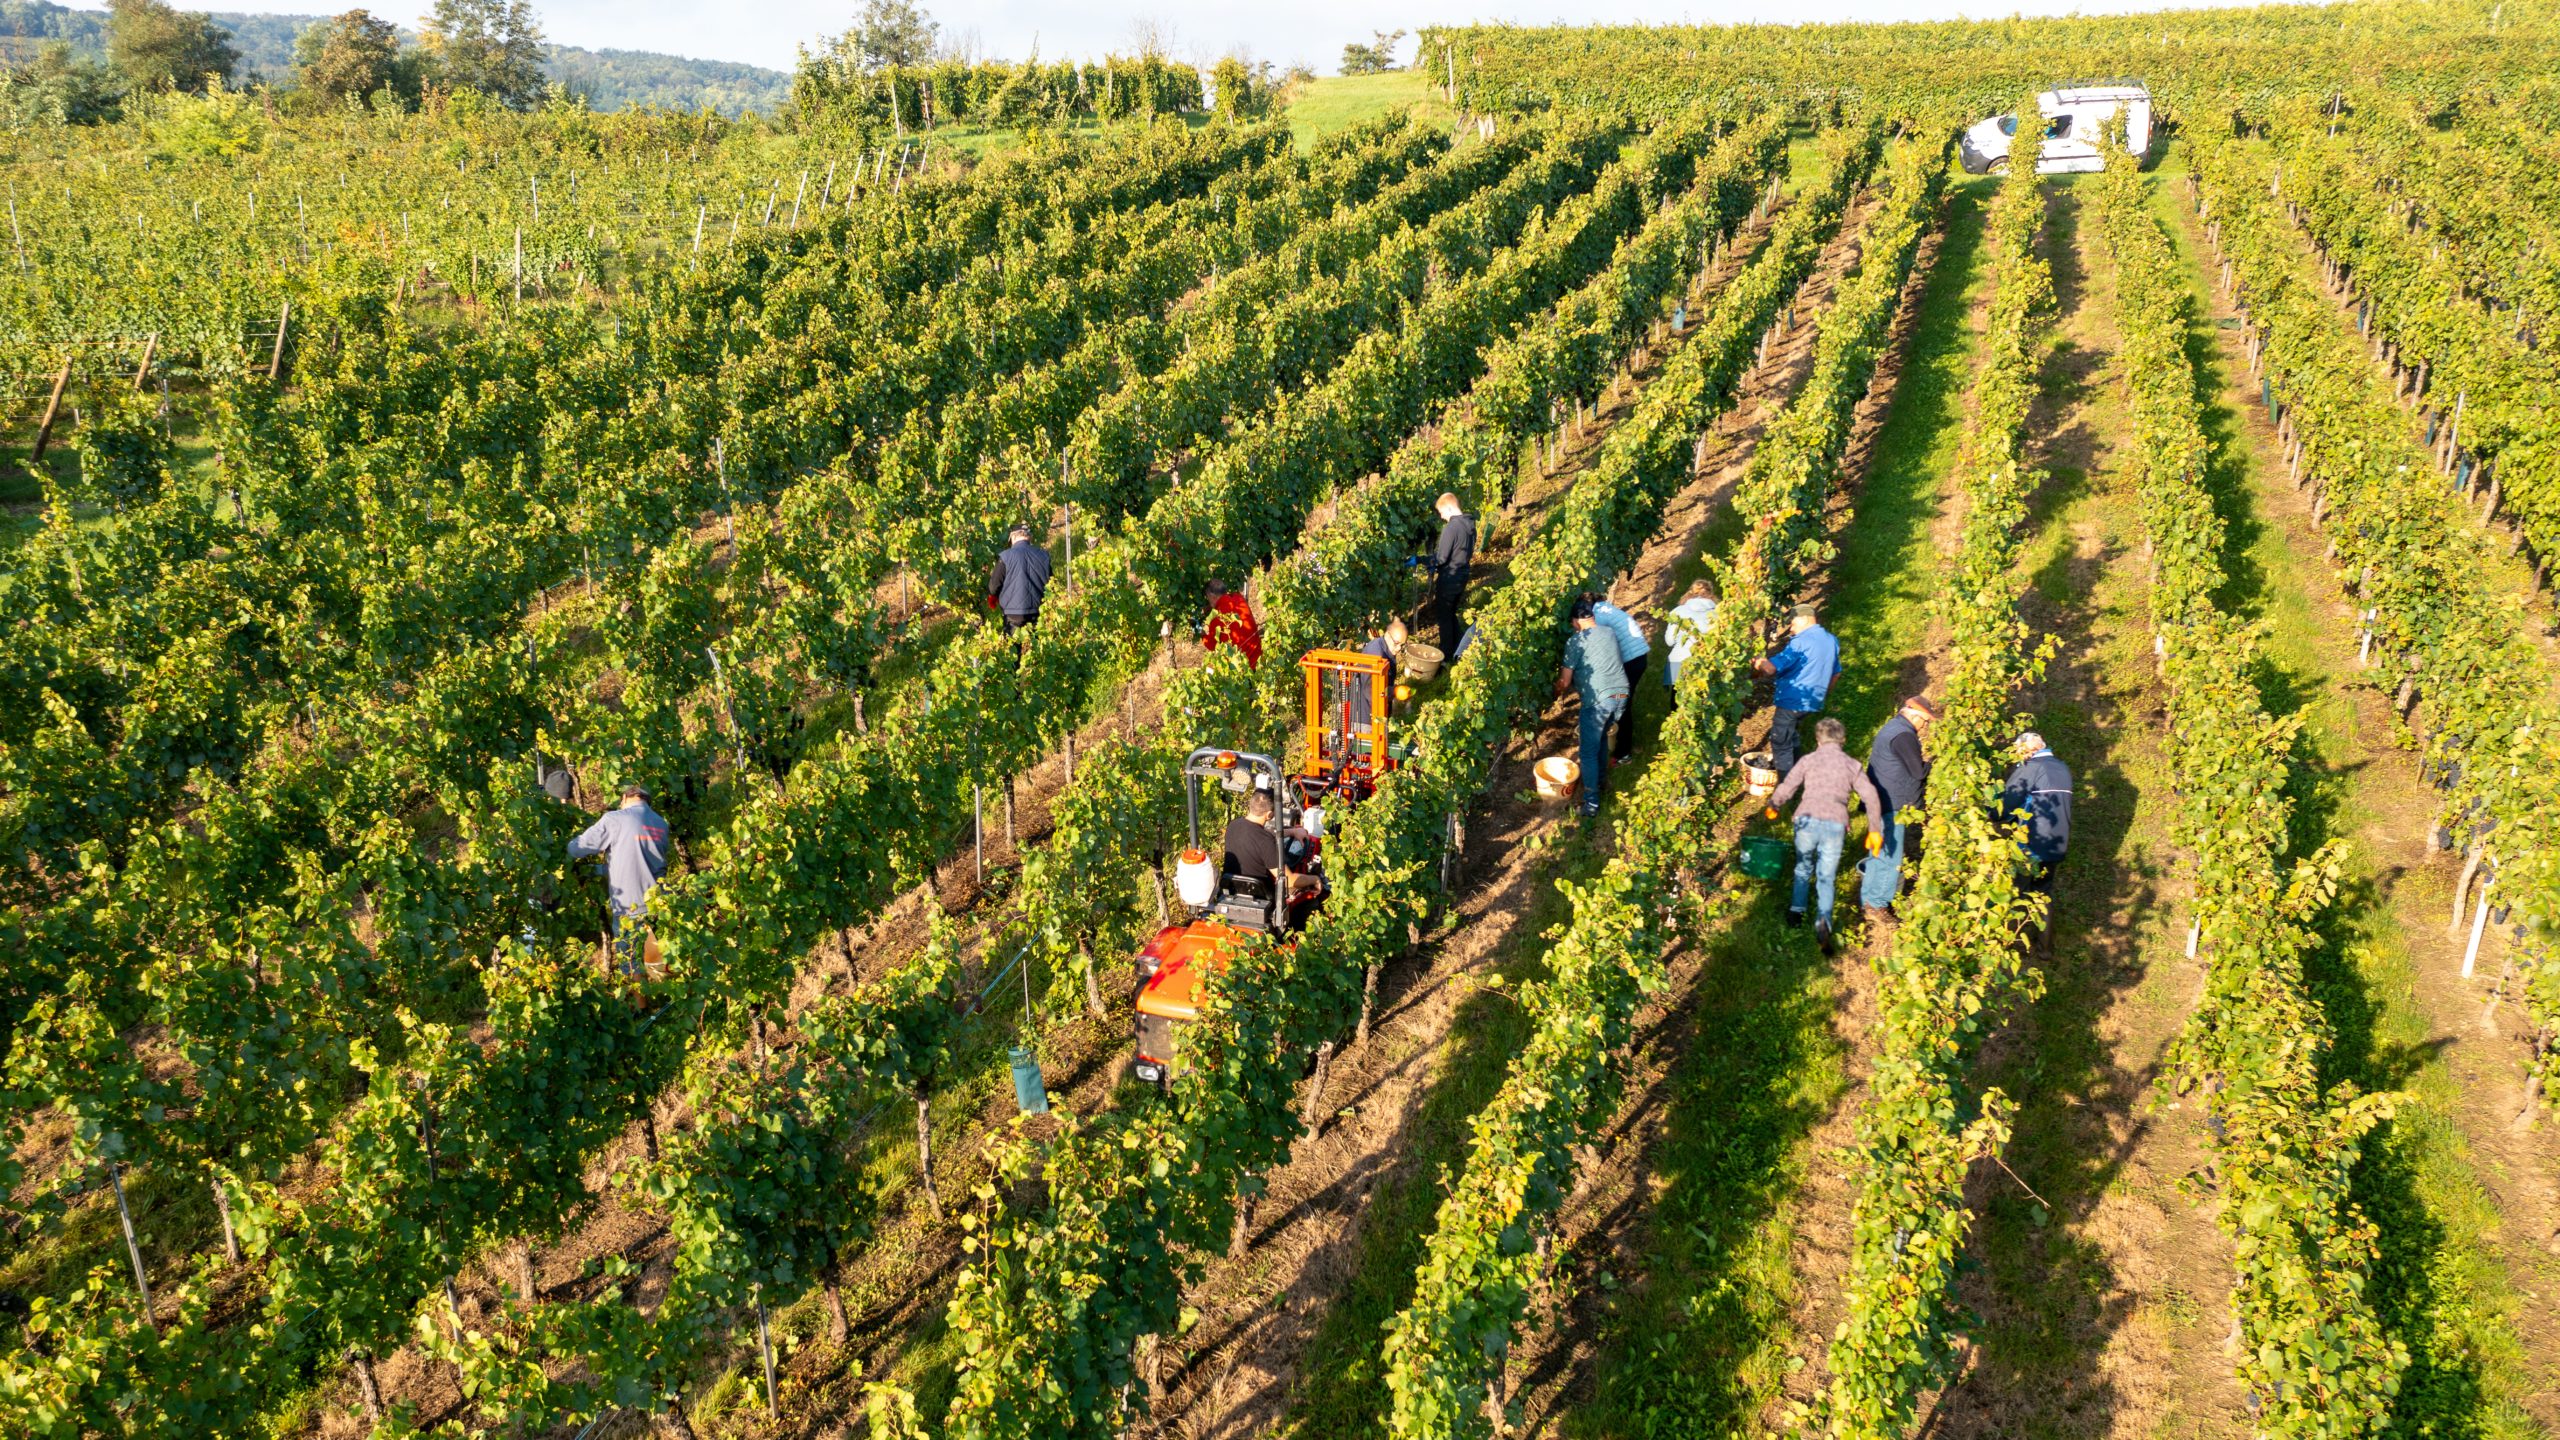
top-left (986, 525), bottom-right (1053, 633)
top-left (1860, 696), bottom-right (1937, 922)
top-left (2002, 730), bottom-right (2073, 900)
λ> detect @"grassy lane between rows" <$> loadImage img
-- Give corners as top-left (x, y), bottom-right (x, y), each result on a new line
top-left (2157, 144), bottom-right (2555, 1440)
top-left (1544, 170), bottom-right (1999, 1440)
top-left (1936, 174), bottom-right (2249, 1438)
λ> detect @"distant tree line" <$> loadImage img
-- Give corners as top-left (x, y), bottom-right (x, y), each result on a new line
top-left (0, 0), bottom-right (791, 126)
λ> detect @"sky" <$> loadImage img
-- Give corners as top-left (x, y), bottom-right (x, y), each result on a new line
top-left (77, 0), bottom-right (2293, 75)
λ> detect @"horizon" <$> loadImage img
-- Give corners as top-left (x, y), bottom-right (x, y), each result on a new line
top-left (49, 0), bottom-right (2320, 81)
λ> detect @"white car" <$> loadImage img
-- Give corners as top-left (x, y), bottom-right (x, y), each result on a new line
top-left (1960, 85), bottom-right (2153, 175)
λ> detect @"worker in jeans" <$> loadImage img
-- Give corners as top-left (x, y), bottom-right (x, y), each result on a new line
top-left (1860, 696), bottom-right (1939, 923)
top-left (1555, 596), bottom-right (1631, 818)
top-left (1584, 590), bottom-right (1650, 761)
top-left (1428, 492), bottom-right (1477, 653)
top-left (1764, 716), bottom-right (1883, 954)
top-left (2003, 731), bottom-right (2074, 940)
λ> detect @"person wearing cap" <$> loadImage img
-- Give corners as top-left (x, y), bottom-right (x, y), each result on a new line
top-left (986, 524), bottom-right (1053, 633)
top-left (1661, 578), bottom-right (1719, 690)
top-left (1764, 716), bottom-right (1884, 953)
top-left (2003, 730), bottom-right (2074, 900)
top-left (1555, 596), bottom-right (1632, 818)
top-left (569, 784), bottom-right (671, 968)
top-left (1860, 696), bottom-right (1938, 922)
top-left (1203, 578), bottom-right (1263, 667)
top-left (1753, 601), bottom-right (1840, 776)
top-left (1428, 492), bottom-right (1477, 653)
top-left (1583, 590), bottom-right (1650, 761)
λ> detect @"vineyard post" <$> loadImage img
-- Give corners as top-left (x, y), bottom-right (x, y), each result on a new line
top-left (2463, 877), bottom-right (2493, 978)
top-left (789, 169), bottom-right (808, 227)
top-left (705, 647), bottom-right (752, 773)
top-left (7, 190), bottom-right (21, 269)
top-left (107, 1160), bottom-right (155, 1323)
top-left (514, 227), bottom-right (524, 304)
top-left (975, 782), bottom-right (985, 885)
top-left (29, 352), bottom-right (70, 461)
top-left (210, 1169), bottom-right (240, 1262)
top-left (755, 1286), bottom-right (778, 1410)
top-left (820, 158), bottom-right (837, 207)
top-left (691, 205), bottom-right (705, 266)
top-left (131, 332), bottom-right (157, 391)
top-left (268, 300), bottom-right (290, 382)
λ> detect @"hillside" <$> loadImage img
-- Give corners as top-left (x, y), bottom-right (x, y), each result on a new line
top-left (0, 0), bottom-right (791, 113)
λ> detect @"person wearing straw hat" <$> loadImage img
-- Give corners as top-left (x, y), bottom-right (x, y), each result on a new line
top-left (1860, 696), bottom-right (1938, 924)
top-left (1753, 600), bottom-right (1839, 775)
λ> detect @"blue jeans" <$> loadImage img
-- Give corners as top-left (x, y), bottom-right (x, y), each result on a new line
top-left (1578, 692), bottom-right (1626, 811)
top-left (1859, 815), bottom-right (1909, 909)
top-left (1791, 817), bottom-right (1846, 922)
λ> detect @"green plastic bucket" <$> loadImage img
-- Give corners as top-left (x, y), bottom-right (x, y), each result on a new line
top-left (1738, 834), bottom-right (1790, 881)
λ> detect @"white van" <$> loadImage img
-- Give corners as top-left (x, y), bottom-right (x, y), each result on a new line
top-left (1960, 85), bottom-right (2153, 175)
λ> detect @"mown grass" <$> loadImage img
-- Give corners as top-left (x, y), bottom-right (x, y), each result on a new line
top-left (1282, 70), bottom-right (1449, 147)
top-left (1564, 171), bottom-right (1999, 1440)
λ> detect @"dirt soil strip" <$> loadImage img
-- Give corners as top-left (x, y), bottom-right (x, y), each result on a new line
top-left (1119, 182), bottom-right (1887, 1440)
top-left (1913, 178), bottom-right (2250, 1439)
top-left (2164, 159), bottom-right (2560, 1432)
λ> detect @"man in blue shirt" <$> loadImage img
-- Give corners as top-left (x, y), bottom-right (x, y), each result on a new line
top-left (1554, 597), bottom-right (1631, 818)
top-left (1753, 601), bottom-right (1840, 775)
top-left (1584, 591), bottom-right (1650, 761)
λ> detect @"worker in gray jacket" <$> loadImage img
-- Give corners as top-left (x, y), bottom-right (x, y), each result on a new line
top-left (569, 785), bottom-right (670, 967)
top-left (986, 525), bottom-right (1054, 633)
top-left (1764, 716), bottom-right (1884, 954)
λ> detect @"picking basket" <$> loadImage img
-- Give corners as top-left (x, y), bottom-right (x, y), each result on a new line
top-left (1738, 834), bottom-right (1791, 881)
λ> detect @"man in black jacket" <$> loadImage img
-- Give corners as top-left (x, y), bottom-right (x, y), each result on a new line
top-left (1428, 492), bottom-right (1476, 653)
top-left (1859, 696), bottom-right (1937, 923)
top-left (986, 525), bottom-right (1053, 633)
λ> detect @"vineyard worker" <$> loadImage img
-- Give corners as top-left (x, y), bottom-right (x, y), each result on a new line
top-left (1222, 788), bottom-right (1321, 899)
top-left (1753, 601), bottom-right (1840, 776)
top-left (1555, 596), bottom-right (1632, 819)
top-left (1584, 590), bottom-right (1650, 761)
top-left (1428, 492), bottom-right (1477, 653)
top-left (2002, 731), bottom-right (2074, 900)
top-left (569, 785), bottom-right (670, 970)
top-left (1765, 716), bottom-right (1884, 955)
top-left (986, 524), bottom-right (1053, 634)
top-left (1859, 696), bottom-right (1939, 923)
top-left (1203, 578), bottom-right (1263, 667)
top-left (1660, 579), bottom-right (1720, 690)
top-left (1352, 618), bottom-right (1406, 727)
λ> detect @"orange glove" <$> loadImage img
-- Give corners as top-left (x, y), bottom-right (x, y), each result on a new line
top-left (1763, 806), bottom-right (1779, 822)
top-left (1865, 831), bottom-right (1883, 855)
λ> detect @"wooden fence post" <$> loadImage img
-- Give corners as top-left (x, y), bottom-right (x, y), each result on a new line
top-left (29, 353), bottom-right (71, 460)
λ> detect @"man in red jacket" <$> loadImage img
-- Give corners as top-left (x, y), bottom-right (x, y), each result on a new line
top-left (1204, 579), bottom-right (1262, 667)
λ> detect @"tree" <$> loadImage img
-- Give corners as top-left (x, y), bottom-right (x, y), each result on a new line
top-left (831, 0), bottom-right (939, 74)
top-left (1339, 29), bottom-right (1405, 77)
top-left (422, 0), bottom-right (547, 110)
top-left (0, 42), bottom-right (124, 128)
top-left (105, 0), bottom-right (239, 95)
top-left (294, 10), bottom-right (412, 107)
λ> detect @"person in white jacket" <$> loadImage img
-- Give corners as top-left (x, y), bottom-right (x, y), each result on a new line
top-left (1661, 579), bottom-right (1719, 689)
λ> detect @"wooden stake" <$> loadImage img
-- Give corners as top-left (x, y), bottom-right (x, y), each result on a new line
top-left (29, 353), bottom-right (70, 460)
top-left (109, 1162), bottom-right (155, 1320)
top-left (131, 333), bottom-right (157, 390)
top-left (755, 1290), bottom-right (778, 1410)
top-left (267, 300), bottom-right (290, 381)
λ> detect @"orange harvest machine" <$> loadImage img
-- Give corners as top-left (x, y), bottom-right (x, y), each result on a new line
top-left (1131, 652), bottom-right (1403, 1085)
